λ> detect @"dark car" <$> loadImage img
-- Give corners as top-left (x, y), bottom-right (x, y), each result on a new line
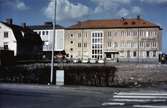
top-left (159, 53), bottom-right (167, 64)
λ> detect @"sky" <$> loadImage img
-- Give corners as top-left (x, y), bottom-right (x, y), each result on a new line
top-left (0, 0), bottom-right (167, 51)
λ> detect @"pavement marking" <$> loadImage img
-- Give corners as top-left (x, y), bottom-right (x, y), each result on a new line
top-left (115, 92), bottom-right (167, 96)
top-left (133, 105), bottom-right (167, 108)
top-left (113, 95), bottom-right (167, 99)
top-left (102, 102), bottom-right (125, 106)
top-left (101, 92), bottom-right (167, 107)
top-left (111, 99), bottom-right (166, 102)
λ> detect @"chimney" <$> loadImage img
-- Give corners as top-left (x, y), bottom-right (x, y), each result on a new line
top-left (121, 17), bottom-right (125, 21)
top-left (6, 18), bottom-right (13, 25)
top-left (21, 23), bottom-right (26, 28)
top-left (44, 22), bottom-right (53, 26)
top-left (137, 15), bottom-right (140, 20)
top-left (77, 21), bottom-right (82, 27)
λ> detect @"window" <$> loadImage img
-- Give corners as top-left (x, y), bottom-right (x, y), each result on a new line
top-left (78, 33), bottom-right (81, 38)
top-left (114, 32), bottom-right (117, 36)
top-left (70, 41), bottom-right (73, 44)
top-left (78, 43), bottom-right (81, 47)
top-left (127, 31), bottom-right (130, 36)
top-left (4, 32), bottom-right (8, 38)
top-left (121, 31), bottom-right (124, 36)
top-left (146, 42), bottom-right (150, 47)
top-left (108, 32), bottom-right (112, 37)
top-left (153, 42), bottom-right (156, 47)
top-left (3, 42), bottom-right (8, 50)
top-left (108, 42), bottom-right (112, 47)
top-left (146, 51), bottom-right (150, 57)
top-left (70, 34), bottom-right (73, 37)
top-left (91, 32), bottom-right (103, 59)
top-left (133, 31), bottom-right (137, 36)
top-left (114, 42), bottom-right (118, 48)
top-left (140, 42), bottom-right (143, 48)
top-left (153, 51), bottom-right (156, 57)
top-left (127, 51), bottom-right (130, 57)
top-left (46, 31), bottom-right (48, 35)
top-left (39, 31), bottom-right (41, 35)
top-left (84, 43), bottom-right (87, 47)
top-left (133, 51), bottom-right (136, 57)
top-left (70, 48), bottom-right (73, 51)
top-left (131, 42), bottom-right (134, 48)
top-left (42, 31), bottom-right (45, 35)
top-left (85, 33), bottom-right (88, 38)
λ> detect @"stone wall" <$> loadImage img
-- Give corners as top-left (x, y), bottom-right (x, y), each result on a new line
top-left (1, 63), bottom-right (167, 87)
top-left (113, 64), bottom-right (167, 86)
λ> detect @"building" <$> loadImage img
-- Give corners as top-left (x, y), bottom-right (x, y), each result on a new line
top-left (0, 19), bottom-right (43, 58)
top-left (29, 22), bottom-right (64, 52)
top-left (65, 17), bottom-right (162, 62)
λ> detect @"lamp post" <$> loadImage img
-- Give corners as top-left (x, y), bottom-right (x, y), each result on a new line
top-left (50, 0), bottom-right (57, 84)
top-left (81, 24), bottom-right (83, 60)
top-left (137, 16), bottom-right (140, 64)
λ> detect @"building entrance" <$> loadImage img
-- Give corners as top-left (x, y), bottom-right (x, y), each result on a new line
top-left (105, 52), bottom-right (119, 62)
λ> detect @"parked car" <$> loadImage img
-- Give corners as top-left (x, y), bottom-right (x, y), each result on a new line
top-left (98, 59), bottom-right (105, 64)
top-left (81, 58), bottom-right (89, 63)
top-left (63, 58), bottom-right (70, 63)
top-left (159, 53), bottom-right (167, 64)
top-left (73, 58), bottom-right (80, 63)
top-left (89, 58), bottom-right (97, 64)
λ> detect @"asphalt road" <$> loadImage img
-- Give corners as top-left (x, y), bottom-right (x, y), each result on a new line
top-left (1, 83), bottom-right (167, 108)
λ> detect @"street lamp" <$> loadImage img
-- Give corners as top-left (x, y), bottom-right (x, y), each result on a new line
top-left (137, 15), bottom-right (140, 64)
top-left (50, 0), bottom-right (57, 84)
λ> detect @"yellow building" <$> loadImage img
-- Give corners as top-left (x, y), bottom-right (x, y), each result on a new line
top-left (65, 17), bottom-right (162, 62)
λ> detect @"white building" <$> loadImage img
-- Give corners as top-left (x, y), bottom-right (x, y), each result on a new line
top-left (0, 20), bottom-right (17, 55)
top-left (0, 19), bottom-right (43, 57)
top-left (29, 22), bottom-right (64, 52)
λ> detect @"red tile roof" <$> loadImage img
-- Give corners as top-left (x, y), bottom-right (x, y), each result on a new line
top-left (68, 18), bottom-right (161, 30)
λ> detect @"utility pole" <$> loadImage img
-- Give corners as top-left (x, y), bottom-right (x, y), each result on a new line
top-left (50, 0), bottom-right (56, 84)
top-left (137, 16), bottom-right (140, 64)
top-left (138, 27), bottom-right (140, 63)
top-left (81, 25), bottom-right (83, 60)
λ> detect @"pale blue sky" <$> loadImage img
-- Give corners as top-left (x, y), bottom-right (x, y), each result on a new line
top-left (0, 0), bottom-right (167, 51)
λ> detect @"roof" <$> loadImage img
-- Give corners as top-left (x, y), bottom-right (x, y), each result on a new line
top-left (1, 22), bottom-right (43, 44)
top-left (68, 18), bottom-right (162, 30)
top-left (28, 24), bottom-right (64, 30)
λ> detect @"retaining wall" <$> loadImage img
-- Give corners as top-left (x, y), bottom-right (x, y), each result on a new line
top-left (0, 63), bottom-right (167, 87)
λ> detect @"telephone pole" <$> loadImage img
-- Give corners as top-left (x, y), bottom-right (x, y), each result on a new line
top-left (50, 0), bottom-right (56, 84)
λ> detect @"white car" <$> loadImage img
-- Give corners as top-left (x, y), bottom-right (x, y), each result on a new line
top-left (98, 59), bottom-right (105, 64)
top-left (81, 58), bottom-right (89, 63)
top-left (73, 59), bottom-right (79, 63)
top-left (89, 58), bottom-right (97, 64)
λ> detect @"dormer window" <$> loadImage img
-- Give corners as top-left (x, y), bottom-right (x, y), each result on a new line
top-left (123, 22), bottom-right (128, 25)
top-left (132, 21), bottom-right (136, 25)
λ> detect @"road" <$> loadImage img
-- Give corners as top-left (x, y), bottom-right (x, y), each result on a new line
top-left (1, 83), bottom-right (167, 108)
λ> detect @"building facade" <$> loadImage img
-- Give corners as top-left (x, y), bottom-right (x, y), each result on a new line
top-left (29, 22), bottom-right (64, 52)
top-left (0, 19), bottom-right (43, 57)
top-left (65, 17), bottom-right (162, 62)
